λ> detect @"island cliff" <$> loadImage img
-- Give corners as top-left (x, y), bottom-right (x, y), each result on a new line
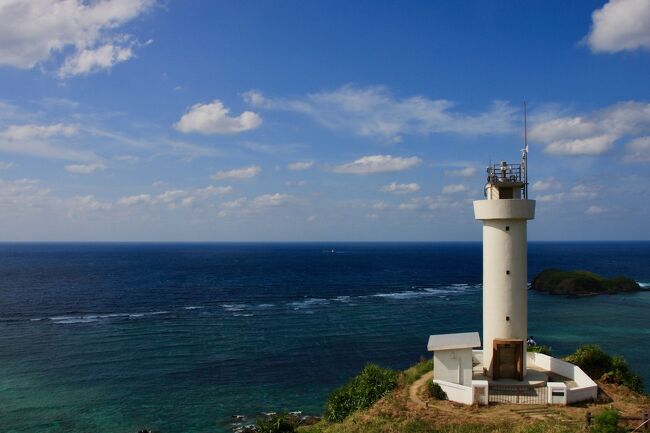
top-left (531, 269), bottom-right (642, 296)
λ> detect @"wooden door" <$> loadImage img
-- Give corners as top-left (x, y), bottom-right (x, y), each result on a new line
top-left (492, 339), bottom-right (524, 380)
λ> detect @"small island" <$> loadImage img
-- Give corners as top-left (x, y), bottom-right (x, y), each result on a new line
top-left (531, 269), bottom-right (642, 296)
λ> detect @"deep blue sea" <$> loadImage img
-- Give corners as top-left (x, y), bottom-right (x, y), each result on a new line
top-left (0, 242), bottom-right (649, 433)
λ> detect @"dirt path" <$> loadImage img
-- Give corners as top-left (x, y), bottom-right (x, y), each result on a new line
top-left (408, 370), bottom-right (433, 408)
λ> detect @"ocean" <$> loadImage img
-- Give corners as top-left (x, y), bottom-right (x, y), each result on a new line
top-left (0, 242), bottom-right (648, 433)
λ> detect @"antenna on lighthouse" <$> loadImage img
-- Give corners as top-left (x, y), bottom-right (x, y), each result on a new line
top-left (522, 101), bottom-right (529, 199)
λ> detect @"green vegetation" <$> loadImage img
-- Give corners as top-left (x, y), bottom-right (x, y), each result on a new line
top-left (324, 363), bottom-right (399, 422)
top-left (402, 357), bottom-right (433, 385)
top-left (427, 381), bottom-right (447, 400)
top-left (294, 347), bottom-right (648, 433)
top-left (531, 269), bottom-right (640, 296)
top-left (257, 413), bottom-right (300, 433)
top-left (527, 345), bottom-right (552, 356)
top-left (590, 409), bottom-right (624, 433)
top-left (565, 345), bottom-right (644, 393)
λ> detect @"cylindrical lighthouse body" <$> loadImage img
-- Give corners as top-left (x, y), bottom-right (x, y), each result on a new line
top-left (474, 199), bottom-right (535, 377)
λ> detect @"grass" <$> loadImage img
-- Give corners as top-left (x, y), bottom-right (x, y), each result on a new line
top-left (295, 345), bottom-right (649, 433)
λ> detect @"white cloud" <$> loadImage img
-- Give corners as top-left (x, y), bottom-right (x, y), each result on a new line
top-left (586, 0), bottom-right (650, 53)
top-left (251, 193), bottom-right (291, 208)
top-left (68, 195), bottom-right (112, 212)
top-left (287, 161), bottom-right (314, 170)
top-left (622, 136), bottom-right (650, 162)
top-left (537, 184), bottom-right (598, 202)
top-left (117, 194), bottom-right (152, 206)
top-left (0, 161), bottom-right (13, 170)
top-left (445, 167), bottom-right (477, 177)
top-left (174, 100), bottom-right (262, 135)
top-left (211, 165), bottom-right (261, 180)
top-left (530, 101), bottom-right (650, 156)
top-left (2, 123), bottom-right (76, 140)
top-left (332, 155), bottom-right (421, 175)
top-left (118, 185), bottom-right (232, 209)
top-left (58, 43), bottom-right (133, 78)
top-left (244, 85), bottom-right (517, 140)
top-left (531, 177), bottom-right (562, 192)
top-left (0, 123), bottom-right (97, 161)
top-left (216, 193), bottom-right (293, 217)
top-left (65, 162), bottom-right (105, 174)
top-left (545, 135), bottom-right (617, 156)
top-left (442, 184), bottom-right (468, 194)
top-left (0, 0), bottom-right (154, 75)
top-left (398, 195), bottom-right (456, 211)
top-left (380, 182), bottom-right (420, 194)
top-left (114, 155), bottom-right (140, 163)
top-left (586, 205), bottom-right (607, 215)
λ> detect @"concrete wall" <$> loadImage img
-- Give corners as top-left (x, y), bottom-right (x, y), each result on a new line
top-left (474, 199), bottom-right (535, 376)
top-left (433, 380), bottom-right (474, 405)
top-left (527, 352), bottom-right (598, 403)
top-left (434, 348), bottom-right (473, 386)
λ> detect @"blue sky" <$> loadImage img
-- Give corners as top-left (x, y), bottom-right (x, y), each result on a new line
top-left (0, 0), bottom-right (649, 241)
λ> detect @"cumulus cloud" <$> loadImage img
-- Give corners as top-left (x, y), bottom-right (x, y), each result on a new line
top-left (545, 135), bottom-right (617, 156)
top-left (586, 205), bottom-right (607, 215)
top-left (0, 123), bottom-right (96, 160)
top-left (244, 85), bottom-right (517, 140)
top-left (251, 193), bottom-right (291, 208)
top-left (216, 193), bottom-right (293, 217)
top-left (442, 184), bottom-right (469, 194)
top-left (174, 100), bottom-right (262, 135)
top-left (287, 161), bottom-right (314, 170)
top-left (332, 155), bottom-right (421, 174)
top-left (531, 177), bottom-right (562, 192)
top-left (398, 195), bottom-right (457, 211)
top-left (380, 182), bottom-right (420, 194)
top-left (0, 0), bottom-right (154, 75)
top-left (585, 0), bottom-right (650, 53)
top-left (211, 165), bottom-right (261, 180)
top-left (445, 167), bottom-right (477, 177)
top-left (530, 101), bottom-right (650, 156)
top-left (622, 136), bottom-right (650, 163)
top-left (0, 178), bottom-right (112, 215)
top-left (65, 162), bottom-right (105, 174)
top-left (537, 184), bottom-right (598, 202)
top-left (118, 185), bottom-right (232, 209)
top-left (58, 43), bottom-right (133, 78)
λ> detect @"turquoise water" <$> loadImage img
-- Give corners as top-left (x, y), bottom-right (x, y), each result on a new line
top-left (0, 242), bottom-right (648, 432)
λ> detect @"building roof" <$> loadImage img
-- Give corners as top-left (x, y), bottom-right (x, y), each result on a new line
top-left (427, 332), bottom-right (481, 351)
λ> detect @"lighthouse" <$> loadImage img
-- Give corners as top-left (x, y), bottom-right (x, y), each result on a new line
top-left (473, 156), bottom-right (535, 380)
top-left (426, 137), bottom-right (598, 405)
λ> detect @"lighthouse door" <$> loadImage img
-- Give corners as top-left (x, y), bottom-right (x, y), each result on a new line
top-left (492, 339), bottom-right (524, 380)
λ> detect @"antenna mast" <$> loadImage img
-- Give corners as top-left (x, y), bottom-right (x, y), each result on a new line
top-left (523, 101), bottom-right (529, 199)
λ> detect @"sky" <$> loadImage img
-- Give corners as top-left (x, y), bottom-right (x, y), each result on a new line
top-left (0, 0), bottom-right (649, 241)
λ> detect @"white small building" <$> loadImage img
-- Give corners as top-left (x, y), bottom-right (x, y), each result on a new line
top-left (428, 332), bottom-right (480, 387)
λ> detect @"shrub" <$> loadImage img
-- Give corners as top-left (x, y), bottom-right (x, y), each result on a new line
top-left (590, 409), bottom-right (624, 433)
top-left (565, 345), bottom-right (612, 379)
top-left (256, 413), bottom-right (298, 433)
top-left (324, 363), bottom-right (398, 423)
top-left (402, 357), bottom-right (433, 385)
top-left (565, 345), bottom-right (644, 393)
top-left (527, 345), bottom-right (553, 356)
top-left (427, 381), bottom-right (447, 400)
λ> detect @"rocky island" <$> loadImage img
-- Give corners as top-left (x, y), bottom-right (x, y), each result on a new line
top-left (531, 269), bottom-right (642, 296)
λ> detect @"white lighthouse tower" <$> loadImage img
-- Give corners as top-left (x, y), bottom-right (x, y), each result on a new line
top-left (473, 154), bottom-right (534, 380)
